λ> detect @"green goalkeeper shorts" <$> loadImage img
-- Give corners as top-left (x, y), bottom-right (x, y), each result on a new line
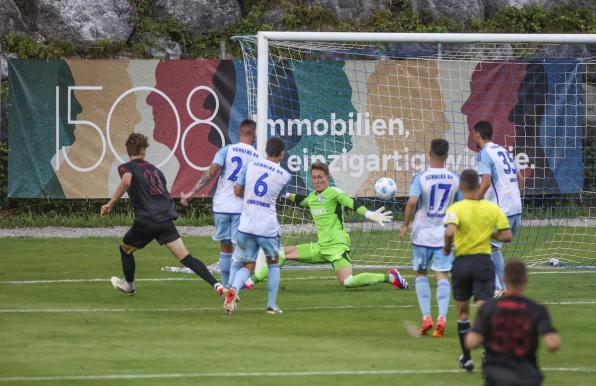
top-left (296, 242), bottom-right (352, 272)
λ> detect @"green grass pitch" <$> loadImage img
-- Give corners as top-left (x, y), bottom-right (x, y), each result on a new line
top-left (1, 237), bottom-right (595, 385)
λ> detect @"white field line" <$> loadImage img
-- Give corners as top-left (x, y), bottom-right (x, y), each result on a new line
top-left (1, 300), bottom-right (595, 314)
top-left (0, 367), bottom-right (595, 382)
top-left (1, 269), bottom-right (595, 285)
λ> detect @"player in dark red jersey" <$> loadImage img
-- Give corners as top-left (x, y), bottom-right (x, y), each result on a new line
top-left (465, 261), bottom-right (560, 386)
top-left (101, 133), bottom-right (223, 296)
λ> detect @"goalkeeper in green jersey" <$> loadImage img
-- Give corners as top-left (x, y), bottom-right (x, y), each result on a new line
top-left (248, 161), bottom-right (409, 290)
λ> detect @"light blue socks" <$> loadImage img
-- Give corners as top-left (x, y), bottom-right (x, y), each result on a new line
top-left (267, 264), bottom-right (280, 309)
top-left (491, 247), bottom-right (505, 292)
top-left (437, 279), bottom-right (451, 317)
top-left (415, 276), bottom-right (431, 317)
top-left (219, 252), bottom-right (232, 288)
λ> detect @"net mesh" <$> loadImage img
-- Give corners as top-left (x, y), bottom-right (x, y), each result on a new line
top-left (236, 36), bottom-right (596, 269)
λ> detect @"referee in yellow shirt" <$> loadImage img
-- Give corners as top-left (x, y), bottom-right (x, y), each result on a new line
top-left (443, 169), bottom-right (512, 372)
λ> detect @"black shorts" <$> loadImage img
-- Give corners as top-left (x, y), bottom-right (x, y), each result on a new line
top-left (123, 220), bottom-right (180, 249)
top-left (452, 254), bottom-right (495, 302)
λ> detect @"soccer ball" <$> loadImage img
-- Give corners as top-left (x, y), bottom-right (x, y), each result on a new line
top-left (375, 177), bottom-right (397, 200)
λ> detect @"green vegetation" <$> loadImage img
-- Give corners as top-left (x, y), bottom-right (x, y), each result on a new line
top-left (0, 1), bottom-right (594, 60)
top-left (0, 237), bottom-right (595, 385)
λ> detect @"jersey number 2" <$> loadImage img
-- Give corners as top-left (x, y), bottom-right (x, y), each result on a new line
top-left (227, 157), bottom-right (242, 181)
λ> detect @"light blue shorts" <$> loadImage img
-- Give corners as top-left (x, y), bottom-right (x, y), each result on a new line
top-left (213, 213), bottom-right (240, 245)
top-left (233, 231), bottom-right (280, 263)
top-left (491, 214), bottom-right (522, 249)
top-left (412, 245), bottom-right (454, 273)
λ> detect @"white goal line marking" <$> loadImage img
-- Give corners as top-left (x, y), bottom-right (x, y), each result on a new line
top-left (1, 300), bottom-right (595, 314)
top-left (2, 270), bottom-right (595, 285)
top-left (0, 367), bottom-right (594, 382)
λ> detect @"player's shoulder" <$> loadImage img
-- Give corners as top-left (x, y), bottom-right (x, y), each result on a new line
top-left (480, 199), bottom-right (503, 213)
top-left (328, 186), bottom-right (346, 196)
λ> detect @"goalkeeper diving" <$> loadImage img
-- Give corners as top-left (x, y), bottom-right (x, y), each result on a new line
top-left (248, 161), bottom-right (409, 290)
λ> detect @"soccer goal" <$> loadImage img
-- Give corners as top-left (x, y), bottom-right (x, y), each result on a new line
top-left (235, 32), bottom-right (596, 269)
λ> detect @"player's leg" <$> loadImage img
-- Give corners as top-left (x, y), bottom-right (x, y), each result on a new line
top-left (336, 250), bottom-right (404, 288)
top-left (490, 242), bottom-right (505, 294)
top-left (431, 248), bottom-right (453, 338)
top-left (213, 213), bottom-right (235, 288)
top-left (161, 222), bottom-right (222, 293)
top-left (258, 236), bottom-right (282, 313)
top-left (225, 233), bottom-right (258, 315)
top-left (111, 223), bottom-right (148, 295)
top-left (251, 243), bottom-right (318, 284)
top-left (451, 256), bottom-right (474, 371)
top-left (412, 246), bottom-right (432, 334)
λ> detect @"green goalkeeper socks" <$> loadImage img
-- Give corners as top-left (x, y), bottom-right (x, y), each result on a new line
top-left (343, 272), bottom-right (388, 288)
top-left (251, 249), bottom-right (287, 284)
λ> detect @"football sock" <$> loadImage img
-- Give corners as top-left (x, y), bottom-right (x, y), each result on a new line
top-left (457, 320), bottom-right (471, 361)
top-left (491, 247), bottom-right (505, 292)
top-left (232, 267), bottom-right (251, 293)
top-left (219, 252), bottom-right (232, 288)
top-left (437, 279), bottom-right (451, 317)
top-left (343, 272), bottom-right (386, 288)
top-left (119, 246), bottom-right (135, 284)
top-left (266, 264), bottom-right (280, 309)
top-left (415, 276), bottom-right (431, 317)
top-left (251, 249), bottom-right (287, 284)
top-left (228, 260), bottom-right (244, 288)
top-left (180, 254), bottom-right (217, 286)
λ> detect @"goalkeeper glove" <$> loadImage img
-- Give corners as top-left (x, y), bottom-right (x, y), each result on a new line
top-left (364, 207), bottom-right (392, 227)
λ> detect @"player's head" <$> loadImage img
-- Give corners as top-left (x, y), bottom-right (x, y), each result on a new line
top-left (126, 133), bottom-right (149, 157)
top-left (311, 161), bottom-right (330, 193)
top-left (430, 138), bottom-right (449, 162)
top-left (459, 169), bottom-right (479, 193)
top-left (504, 261), bottom-right (528, 291)
top-left (238, 119), bottom-right (257, 144)
top-left (473, 120), bottom-right (493, 148)
top-left (266, 136), bottom-right (285, 161)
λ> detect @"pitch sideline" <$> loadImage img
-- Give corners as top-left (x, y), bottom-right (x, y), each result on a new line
top-left (0, 367), bottom-right (595, 382)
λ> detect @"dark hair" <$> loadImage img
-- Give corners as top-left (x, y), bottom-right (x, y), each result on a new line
top-left (126, 133), bottom-right (149, 156)
top-left (474, 120), bottom-right (493, 140)
top-left (311, 160), bottom-right (329, 177)
top-left (460, 169), bottom-right (479, 191)
top-left (266, 136), bottom-right (285, 157)
top-left (430, 138), bottom-right (449, 160)
top-left (505, 261), bottom-right (528, 287)
top-left (239, 119), bottom-right (256, 137)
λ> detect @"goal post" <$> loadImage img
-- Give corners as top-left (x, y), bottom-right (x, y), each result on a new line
top-left (237, 32), bottom-right (596, 269)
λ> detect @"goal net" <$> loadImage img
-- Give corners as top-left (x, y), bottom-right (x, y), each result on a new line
top-left (236, 33), bottom-right (596, 269)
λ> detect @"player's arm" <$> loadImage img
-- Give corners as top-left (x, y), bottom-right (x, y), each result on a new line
top-left (234, 164), bottom-right (248, 198)
top-left (284, 192), bottom-right (308, 206)
top-left (400, 197), bottom-right (418, 240)
top-left (400, 175), bottom-right (421, 240)
top-left (476, 151), bottom-right (493, 199)
top-left (478, 174), bottom-right (491, 199)
top-left (539, 306), bottom-right (561, 352)
top-left (443, 224), bottom-right (456, 255)
top-left (181, 163), bottom-right (222, 206)
top-left (101, 172), bottom-right (132, 216)
top-left (442, 209), bottom-right (458, 255)
top-left (491, 208), bottom-right (513, 242)
top-left (335, 190), bottom-right (392, 227)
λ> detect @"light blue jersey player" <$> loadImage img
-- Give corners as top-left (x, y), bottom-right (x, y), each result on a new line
top-left (473, 121), bottom-right (524, 295)
top-left (400, 139), bottom-right (462, 337)
top-left (224, 137), bottom-right (291, 315)
top-left (180, 119), bottom-right (260, 288)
